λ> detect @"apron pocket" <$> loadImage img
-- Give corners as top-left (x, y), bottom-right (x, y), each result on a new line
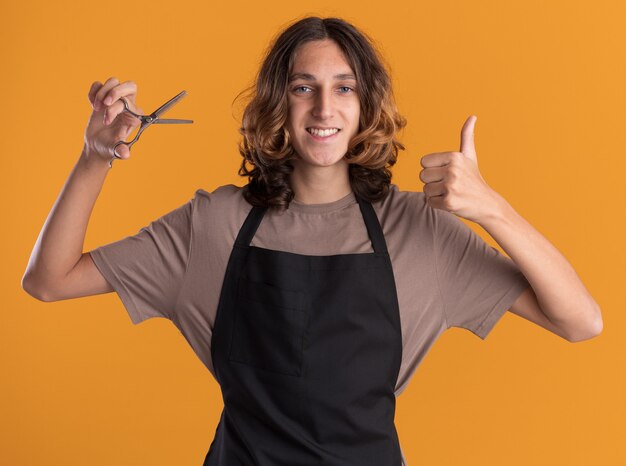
top-left (229, 277), bottom-right (308, 377)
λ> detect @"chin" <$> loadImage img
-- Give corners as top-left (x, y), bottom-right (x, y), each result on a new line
top-left (295, 152), bottom-right (347, 168)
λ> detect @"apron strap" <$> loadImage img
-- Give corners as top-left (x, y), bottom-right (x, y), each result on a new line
top-left (356, 195), bottom-right (388, 254)
top-left (234, 205), bottom-right (267, 248)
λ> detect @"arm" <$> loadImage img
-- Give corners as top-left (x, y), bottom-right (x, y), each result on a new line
top-left (478, 192), bottom-right (602, 342)
top-left (22, 77), bottom-right (142, 301)
top-left (420, 115), bottom-right (602, 343)
top-left (22, 148), bottom-right (113, 301)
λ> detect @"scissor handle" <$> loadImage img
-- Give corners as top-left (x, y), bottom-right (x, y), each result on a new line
top-left (109, 142), bottom-right (125, 167)
top-left (108, 93), bottom-right (190, 168)
top-left (109, 98), bottom-right (154, 167)
top-left (109, 124), bottom-right (149, 167)
top-left (119, 96), bottom-right (145, 119)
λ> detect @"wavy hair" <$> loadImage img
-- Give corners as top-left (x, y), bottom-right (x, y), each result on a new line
top-left (235, 16), bottom-right (407, 210)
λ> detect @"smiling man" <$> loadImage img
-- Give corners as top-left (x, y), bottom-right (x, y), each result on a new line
top-left (286, 39), bottom-right (361, 204)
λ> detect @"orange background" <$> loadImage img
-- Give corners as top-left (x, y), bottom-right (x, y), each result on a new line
top-left (4, 0), bottom-right (623, 465)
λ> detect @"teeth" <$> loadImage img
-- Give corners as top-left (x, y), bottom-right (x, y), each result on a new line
top-left (307, 128), bottom-right (339, 137)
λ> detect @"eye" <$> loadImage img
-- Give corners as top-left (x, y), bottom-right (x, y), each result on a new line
top-left (292, 86), bottom-right (311, 93)
top-left (338, 86), bottom-right (354, 93)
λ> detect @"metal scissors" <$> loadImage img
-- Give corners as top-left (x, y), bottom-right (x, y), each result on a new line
top-left (110, 90), bottom-right (193, 167)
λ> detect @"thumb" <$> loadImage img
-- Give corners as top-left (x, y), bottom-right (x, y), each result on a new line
top-left (112, 141), bottom-right (131, 159)
top-left (460, 115), bottom-right (477, 162)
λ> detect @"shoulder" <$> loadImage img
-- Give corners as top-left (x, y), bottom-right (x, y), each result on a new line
top-left (193, 183), bottom-right (245, 204)
top-left (373, 184), bottom-right (434, 228)
top-left (384, 184), bottom-right (470, 227)
top-left (192, 184), bottom-right (251, 215)
top-left (374, 183), bottom-right (425, 211)
top-left (372, 184), bottom-right (470, 245)
top-left (190, 184), bottom-right (253, 239)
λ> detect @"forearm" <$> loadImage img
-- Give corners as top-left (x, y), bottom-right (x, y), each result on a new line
top-left (23, 146), bottom-right (111, 288)
top-left (479, 190), bottom-right (602, 332)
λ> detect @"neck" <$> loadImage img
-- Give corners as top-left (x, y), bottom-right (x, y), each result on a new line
top-left (289, 159), bottom-right (352, 204)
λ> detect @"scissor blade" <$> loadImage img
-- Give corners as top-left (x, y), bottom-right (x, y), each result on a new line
top-left (150, 90), bottom-right (188, 119)
top-left (152, 118), bottom-right (194, 124)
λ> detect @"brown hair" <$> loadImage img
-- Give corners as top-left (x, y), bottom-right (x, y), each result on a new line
top-left (235, 16), bottom-right (407, 210)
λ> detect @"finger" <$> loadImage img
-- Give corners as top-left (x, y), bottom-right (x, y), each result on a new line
top-left (420, 152), bottom-right (456, 168)
top-left (419, 166), bottom-right (446, 184)
top-left (425, 193), bottom-right (446, 211)
top-left (88, 81), bottom-right (103, 108)
top-left (103, 99), bottom-right (143, 127)
top-left (424, 180), bottom-right (446, 199)
top-left (113, 142), bottom-right (131, 159)
top-left (101, 80), bottom-right (138, 108)
top-left (103, 99), bottom-right (127, 125)
top-left (94, 77), bottom-right (120, 111)
top-left (460, 115), bottom-right (477, 160)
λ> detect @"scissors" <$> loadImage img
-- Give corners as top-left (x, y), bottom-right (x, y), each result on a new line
top-left (110, 90), bottom-right (193, 167)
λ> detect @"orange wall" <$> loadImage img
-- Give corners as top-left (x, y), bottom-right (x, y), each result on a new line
top-left (4, 1), bottom-right (623, 465)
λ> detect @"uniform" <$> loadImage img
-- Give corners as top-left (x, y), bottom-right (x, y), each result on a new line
top-left (90, 183), bottom-right (530, 465)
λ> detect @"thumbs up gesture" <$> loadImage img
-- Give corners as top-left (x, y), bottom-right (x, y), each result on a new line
top-left (419, 115), bottom-right (502, 224)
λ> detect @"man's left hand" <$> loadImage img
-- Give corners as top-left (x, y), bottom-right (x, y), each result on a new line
top-left (419, 115), bottom-right (503, 224)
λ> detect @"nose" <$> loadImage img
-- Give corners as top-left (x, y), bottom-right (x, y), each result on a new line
top-left (312, 87), bottom-right (333, 120)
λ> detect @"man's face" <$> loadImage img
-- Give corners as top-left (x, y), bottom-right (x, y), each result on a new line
top-left (286, 39), bottom-right (360, 169)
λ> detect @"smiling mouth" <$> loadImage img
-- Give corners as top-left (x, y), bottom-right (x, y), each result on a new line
top-left (306, 128), bottom-right (341, 137)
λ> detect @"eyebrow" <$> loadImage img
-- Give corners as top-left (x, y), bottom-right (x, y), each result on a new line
top-left (288, 72), bottom-right (357, 82)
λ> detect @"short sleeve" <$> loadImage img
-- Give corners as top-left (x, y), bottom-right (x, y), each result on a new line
top-left (88, 197), bottom-right (193, 325)
top-left (433, 209), bottom-right (531, 339)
